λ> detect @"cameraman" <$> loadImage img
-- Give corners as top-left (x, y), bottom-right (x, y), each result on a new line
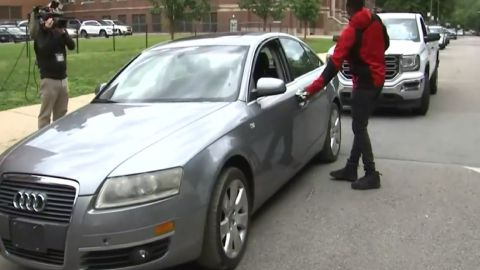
top-left (29, 6), bottom-right (75, 129)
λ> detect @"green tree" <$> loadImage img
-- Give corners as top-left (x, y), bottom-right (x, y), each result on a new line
top-left (150, 0), bottom-right (186, 40)
top-left (289, 0), bottom-right (321, 39)
top-left (376, 0), bottom-right (457, 24)
top-left (188, 0), bottom-right (211, 35)
top-left (238, 0), bottom-right (288, 31)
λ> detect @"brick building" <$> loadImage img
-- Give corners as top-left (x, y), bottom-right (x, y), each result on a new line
top-left (0, 0), bottom-right (47, 23)
top-left (59, 0), bottom-right (375, 35)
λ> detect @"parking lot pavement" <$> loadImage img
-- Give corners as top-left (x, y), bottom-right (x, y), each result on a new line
top-left (1, 37), bottom-right (480, 269)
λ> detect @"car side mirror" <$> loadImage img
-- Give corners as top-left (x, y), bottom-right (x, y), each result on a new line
top-left (425, 33), bottom-right (440, 42)
top-left (253, 78), bottom-right (286, 99)
top-left (332, 35), bottom-right (339, 42)
top-left (95, 83), bottom-right (107, 95)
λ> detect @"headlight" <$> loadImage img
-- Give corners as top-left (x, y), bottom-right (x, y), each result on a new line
top-left (95, 168), bottom-right (183, 209)
top-left (401, 55), bottom-right (420, 71)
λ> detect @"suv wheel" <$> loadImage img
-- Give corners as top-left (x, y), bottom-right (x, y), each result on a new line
top-left (430, 68), bottom-right (438, 95)
top-left (198, 167), bottom-right (250, 270)
top-left (80, 30), bottom-right (87, 38)
top-left (99, 30), bottom-right (107, 38)
top-left (414, 71), bottom-right (431, 115)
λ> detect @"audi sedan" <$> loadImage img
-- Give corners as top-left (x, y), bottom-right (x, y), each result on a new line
top-left (0, 33), bottom-right (341, 270)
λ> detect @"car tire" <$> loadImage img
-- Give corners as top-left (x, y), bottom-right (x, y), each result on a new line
top-left (100, 30), bottom-right (107, 38)
top-left (430, 68), bottom-right (438, 95)
top-left (316, 102), bottom-right (341, 163)
top-left (198, 167), bottom-right (250, 270)
top-left (413, 71), bottom-right (430, 116)
top-left (80, 30), bottom-right (88, 38)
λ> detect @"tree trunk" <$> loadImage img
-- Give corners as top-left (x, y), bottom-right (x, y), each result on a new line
top-left (169, 19), bottom-right (175, 40)
top-left (304, 21), bottom-right (308, 40)
top-left (263, 18), bottom-right (267, 32)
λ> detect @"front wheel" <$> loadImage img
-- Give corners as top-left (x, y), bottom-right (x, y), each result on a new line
top-left (430, 68), bottom-right (438, 95)
top-left (316, 102), bottom-right (341, 162)
top-left (198, 167), bottom-right (250, 270)
top-left (413, 72), bottom-right (430, 115)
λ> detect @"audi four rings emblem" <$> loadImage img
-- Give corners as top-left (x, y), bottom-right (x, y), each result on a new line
top-left (12, 190), bottom-right (48, 213)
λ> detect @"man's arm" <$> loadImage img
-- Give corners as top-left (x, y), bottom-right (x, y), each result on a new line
top-left (63, 30), bottom-right (75, 50)
top-left (305, 26), bottom-right (357, 96)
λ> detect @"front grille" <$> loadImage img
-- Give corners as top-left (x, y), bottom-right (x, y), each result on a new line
top-left (81, 238), bottom-right (170, 270)
top-left (2, 239), bottom-right (64, 265)
top-left (341, 55), bottom-right (400, 81)
top-left (0, 175), bottom-right (77, 224)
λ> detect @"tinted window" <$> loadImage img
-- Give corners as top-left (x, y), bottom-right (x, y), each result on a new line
top-left (302, 44), bottom-right (323, 68)
top-left (280, 38), bottom-right (317, 79)
top-left (98, 46), bottom-right (248, 103)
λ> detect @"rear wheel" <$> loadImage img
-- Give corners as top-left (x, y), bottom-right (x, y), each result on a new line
top-left (317, 102), bottom-right (341, 162)
top-left (80, 30), bottom-right (87, 38)
top-left (198, 167), bottom-right (250, 270)
top-left (413, 71), bottom-right (430, 115)
top-left (430, 68), bottom-right (438, 95)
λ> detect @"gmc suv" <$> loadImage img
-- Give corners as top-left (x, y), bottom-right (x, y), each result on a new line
top-left (329, 13), bottom-right (441, 115)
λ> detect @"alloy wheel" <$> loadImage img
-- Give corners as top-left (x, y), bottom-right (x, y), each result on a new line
top-left (220, 179), bottom-right (248, 259)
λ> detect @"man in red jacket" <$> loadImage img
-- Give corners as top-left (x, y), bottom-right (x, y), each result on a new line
top-left (300, 0), bottom-right (389, 190)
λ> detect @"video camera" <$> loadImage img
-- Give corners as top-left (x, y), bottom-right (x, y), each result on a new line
top-left (32, 1), bottom-right (67, 28)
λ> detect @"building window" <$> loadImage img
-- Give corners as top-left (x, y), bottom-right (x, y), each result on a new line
top-left (152, 14), bottom-right (161, 32)
top-left (0, 6), bottom-right (21, 20)
top-left (103, 15), bottom-right (111, 19)
top-left (118, 15), bottom-right (127, 25)
top-left (132, 14), bottom-right (146, 32)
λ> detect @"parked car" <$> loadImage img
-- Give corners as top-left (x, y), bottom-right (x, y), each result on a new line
top-left (16, 20), bottom-right (28, 33)
top-left (0, 26), bottom-right (29, 43)
top-left (102, 19), bottom-right (133, 35)
top-left (329, 13), bottom-right (440, 115)
top-left (447, 28), bottom-right (457, 40)
top-left (428, 25), bottom-right (448, 49)
top-left (78, 20), bottom-right (113, 38)
top-left (0, 32), bottom-right (341, 270)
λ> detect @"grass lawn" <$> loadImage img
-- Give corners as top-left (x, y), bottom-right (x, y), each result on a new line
top-left (0, 34), bottom-right (333, 111)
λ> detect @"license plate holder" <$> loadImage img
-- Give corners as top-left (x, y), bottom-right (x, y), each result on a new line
top-left (10, 220), bottom-right (46, 253)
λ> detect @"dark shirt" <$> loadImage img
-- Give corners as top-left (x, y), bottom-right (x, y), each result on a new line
top-left (34, 27), bottom-right (75, 80)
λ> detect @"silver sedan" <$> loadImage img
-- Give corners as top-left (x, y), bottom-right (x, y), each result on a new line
top-left (0, 32), bottom-right (341, 270)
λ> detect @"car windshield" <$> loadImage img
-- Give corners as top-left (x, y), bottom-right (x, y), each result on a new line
top-left (97, 45), bottom-right (248, 103)
top-left (102, 20), bottom-right (113, 26)
top-left (112, 20), bottom-right (122, 25)
top-left (382, 18), bottom-right (420, 41)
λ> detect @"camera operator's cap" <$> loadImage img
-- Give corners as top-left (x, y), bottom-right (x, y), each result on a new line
top-left (347, 0), bottom-right (365, 6)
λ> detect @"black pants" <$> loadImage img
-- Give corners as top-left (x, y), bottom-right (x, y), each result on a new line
top-left (347, 88), bottom-right (380, 173)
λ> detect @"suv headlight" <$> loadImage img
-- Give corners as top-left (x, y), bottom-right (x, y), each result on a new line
top-left (401, 55), bottom-right (420, 71)
top-left (95, 168), bottom-right (183, 209)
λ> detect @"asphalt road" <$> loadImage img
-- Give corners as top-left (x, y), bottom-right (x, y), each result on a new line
top-left (1, 37), bottom-right (479, 270)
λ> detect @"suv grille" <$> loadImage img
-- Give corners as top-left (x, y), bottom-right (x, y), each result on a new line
top-left (341, 55), bottom-right (400, 80)
top-left (0, 174), bottom-right (77, 224)
top-left (2, 239), bottom-right (64, 265)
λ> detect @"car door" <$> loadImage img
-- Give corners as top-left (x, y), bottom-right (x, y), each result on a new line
top-left (279, 37), bottom-right (331, 157)
top-left (420, 17), bottom-right (436, 75)
top-left (246, 38), bottom-right (307, 201)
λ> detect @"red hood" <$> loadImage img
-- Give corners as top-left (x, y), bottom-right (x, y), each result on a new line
top-left (349, 8), bottom-right (372, 30)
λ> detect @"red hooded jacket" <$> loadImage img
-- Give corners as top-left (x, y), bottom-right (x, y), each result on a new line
top-left (306, 8), bottom-right (389, 94)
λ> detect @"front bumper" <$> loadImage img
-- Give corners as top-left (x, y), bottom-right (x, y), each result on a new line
top-left (338, 71), bottom-right (425, 109)
top-left (0, 193), bottom-right (206, 270)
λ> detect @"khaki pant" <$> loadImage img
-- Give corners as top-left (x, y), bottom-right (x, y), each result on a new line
top-left (38, 78), bottom-right (69, 129)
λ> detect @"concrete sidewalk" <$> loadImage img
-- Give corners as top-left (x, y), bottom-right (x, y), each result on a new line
top-left (0, 94), bottom-right (94, 153)
top-left (0, 53), bottom-right (328, 153)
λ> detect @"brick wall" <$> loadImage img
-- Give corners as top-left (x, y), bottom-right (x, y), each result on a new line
top-left (0, 0), bottom-right (47, 22)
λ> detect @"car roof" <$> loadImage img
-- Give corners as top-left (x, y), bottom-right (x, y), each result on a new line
top-left (378, 13), bottom-right (419, 19)
top-left (149, 32), bottom-right (289, 50)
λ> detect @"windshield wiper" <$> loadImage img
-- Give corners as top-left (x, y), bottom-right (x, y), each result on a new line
top-left (92, 99), bottom-right (118, 104)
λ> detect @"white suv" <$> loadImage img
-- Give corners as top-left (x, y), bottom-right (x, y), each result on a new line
top-left (102, 19), bottom-right (132, 35)
top-left (329, 13), bottom-right (441, 115)
top-left (78, 20), bottom-right (114, 38)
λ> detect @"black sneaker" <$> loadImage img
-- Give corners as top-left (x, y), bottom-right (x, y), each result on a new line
top-left (351, 171), bottom-right (381, 190)
top-left (330, 164), bottom-right (358, 182)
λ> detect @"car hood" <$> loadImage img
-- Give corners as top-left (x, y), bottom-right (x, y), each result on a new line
top-left (0, 102), bottom-right (229, 194)
top-left (327, 40), bottom-right (423, 57)
top-left (385, 40), bottom-right (423, 55)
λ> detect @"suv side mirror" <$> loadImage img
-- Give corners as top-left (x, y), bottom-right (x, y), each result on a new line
top-left (332, 35), bottom-right (339, 42)
top-left (95, 83), bottom-right (107, 95)
top-left (425, 33), bottom-right (441, 42)
top-left (252, 78), bottom-right (286, 99)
